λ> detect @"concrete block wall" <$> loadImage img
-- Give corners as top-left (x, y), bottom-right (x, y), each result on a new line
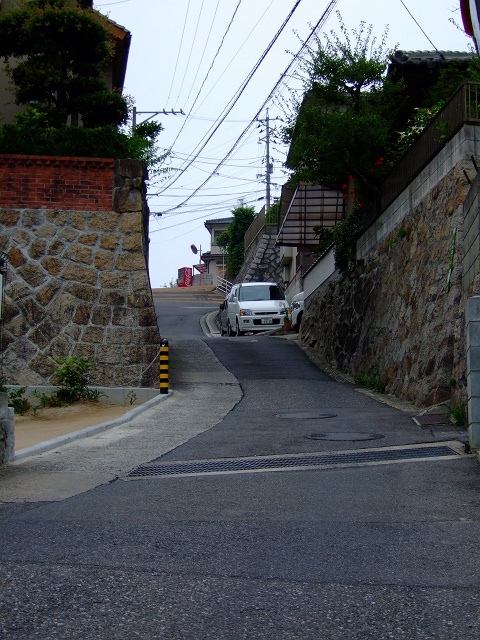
top-left (0, 156), bottom-right (161, 389)
top-left (467, 297), bottom-right (480, 449)
top-left (463, 172), bottom-right (480, 293)
top-left (358, 125), bottom-right (480, 260)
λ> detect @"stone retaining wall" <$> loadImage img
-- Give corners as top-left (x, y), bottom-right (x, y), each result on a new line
top-left (236, 228), bottom-right (283, 284)
top-left (0, 156), bottom-right (161, 388)
top-left (301, 161), bottom-right (470, 408)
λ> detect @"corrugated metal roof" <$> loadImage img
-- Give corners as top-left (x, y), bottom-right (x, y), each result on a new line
top-left (276, 184), bottom-right (345, 247)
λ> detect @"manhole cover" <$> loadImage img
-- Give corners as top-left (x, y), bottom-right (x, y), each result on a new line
top-left (275, 412), bottom-right (337, 420)
top-left (304, 432), bottom-right (385, 441)
top-left (413, 414), bottom-right (452, 427)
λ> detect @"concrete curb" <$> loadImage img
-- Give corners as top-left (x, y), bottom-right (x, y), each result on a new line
top-left (13, 390), bottom-right (174, 462)
top-left (203, 311), bottom-right (221, 335)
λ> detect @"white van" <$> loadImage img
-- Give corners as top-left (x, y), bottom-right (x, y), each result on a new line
top-left (220, 282), bottom-right (287, 336)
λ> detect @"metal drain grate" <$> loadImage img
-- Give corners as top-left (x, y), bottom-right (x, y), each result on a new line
top-left (275, 412), bottom-right (337, 420)
top-left (126, 445), bottom-right (461, 478)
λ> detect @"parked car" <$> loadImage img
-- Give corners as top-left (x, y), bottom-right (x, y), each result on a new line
top-left (291, 291), bottom-right (304, 332)
top-left (220, 282), bottom-right (287, 336)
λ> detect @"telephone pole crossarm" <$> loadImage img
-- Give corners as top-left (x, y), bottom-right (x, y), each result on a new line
top-left (132, 107), bottom-right (185, 131)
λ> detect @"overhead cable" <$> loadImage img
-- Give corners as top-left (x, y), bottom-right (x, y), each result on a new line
top-left (165, 0), bottom-right (242, 154)
top-left (183, 0), bottom-right (221, 106)
top-left (398, 0), bottom-right (440, 52)
top-left (158, 0), bottom-right (337, 215)
top-left (174, 0), bottom-right (207, 109)
top-left (154, 0), bottom-right (306, 201)
top-left (166, 0), bottom-right (192, 105)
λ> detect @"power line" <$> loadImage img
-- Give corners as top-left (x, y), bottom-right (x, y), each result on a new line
top-left (165, 0), bottom-right (242, 155)
top-left (166, 0), bottom-right (192, 105)
top-left (187, 0), bottom-right (277, 118)
top-left (183, 0), bottom-right (221, 106)
top-left (398, 0), bottom-right (440, 51)
top-left (157, 0), bottom-right (338, 215)
top-left (154, 0), bottom-right (306, 204)
top-left (174, 0), bottom-right (207, 109)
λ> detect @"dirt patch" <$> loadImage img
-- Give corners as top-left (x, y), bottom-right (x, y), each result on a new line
top-left (14, 401), bottom-right (133, 450)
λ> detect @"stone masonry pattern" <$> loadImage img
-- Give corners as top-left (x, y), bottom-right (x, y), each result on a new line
top-left (0, 157), bottom-right (161, 388)
top-left (236, 230), bottom-right (283, 285)
top-left (301, 163), bottom-right (470, 408)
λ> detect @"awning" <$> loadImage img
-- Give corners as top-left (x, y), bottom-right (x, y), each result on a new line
top-left (276, 183), bottom-right (345, 247)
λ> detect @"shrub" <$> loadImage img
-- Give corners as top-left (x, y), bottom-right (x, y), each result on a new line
top-left (447, 401), bottom-right (467, 428)
top-left (353, 366), bottom-right (388, 394)
top-left (53, 356), bottom-right (94, 403)
top-left (0, 385), bottom-right (31, 414)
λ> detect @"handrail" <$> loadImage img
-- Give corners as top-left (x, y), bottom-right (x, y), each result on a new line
top-left (380, 82), bottom-right (480, 214)
top-left (244, 209), bottom-right (266, 252)
top-left (216, 276), bottom-right (232, 295)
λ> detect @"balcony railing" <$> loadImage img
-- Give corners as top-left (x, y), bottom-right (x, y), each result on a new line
top-left (244, 208), bottom-right (278, 252)
top-left (380, 82), bottom-right (480, 213)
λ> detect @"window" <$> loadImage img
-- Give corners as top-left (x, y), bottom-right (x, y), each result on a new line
top-left (238, 285), bottom-right (285, 302)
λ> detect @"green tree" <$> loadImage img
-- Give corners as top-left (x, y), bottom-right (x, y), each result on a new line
top-left (217, 206), bottom-right (256, 279)
top-left (284, 14), bottom-right (403, 191)
top-left (391, 57), bottom-right (480, 162)
top-left (427, 58), bottom-right (480, 106)
top-left (0, 0), bottom-right (128, 127)
top-left (0, 114), bottom-right (167, 169)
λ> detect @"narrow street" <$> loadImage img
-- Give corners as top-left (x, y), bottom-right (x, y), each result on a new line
top-left (0, 287), bottom-right (480, 639)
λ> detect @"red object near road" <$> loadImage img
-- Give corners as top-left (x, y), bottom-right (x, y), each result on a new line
top-left (178, 266), bottom-right (193, 287)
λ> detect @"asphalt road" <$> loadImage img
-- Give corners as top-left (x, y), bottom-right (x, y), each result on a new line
top-left (1, 287), bottom-right (480, 639)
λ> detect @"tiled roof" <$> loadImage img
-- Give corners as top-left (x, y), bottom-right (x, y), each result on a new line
top-left (204, 217), bottom-right (233, 227)
top-left (390, 50), bottom-right (475, 65)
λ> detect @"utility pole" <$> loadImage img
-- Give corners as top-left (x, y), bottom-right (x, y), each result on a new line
top-left (132, 107), bottom-right (185, 132)
top-left (258, 109), bottom-right (274, 212)
top-left (265, 109), bottom-right (272, 212)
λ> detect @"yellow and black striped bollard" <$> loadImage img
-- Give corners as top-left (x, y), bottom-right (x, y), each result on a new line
top-left (159, 339), bottom-right (169, 394)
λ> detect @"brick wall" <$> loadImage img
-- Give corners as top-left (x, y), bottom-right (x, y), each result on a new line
top-left (0, 156), bottom-right (161, 389)
top-left (0, 155), bottom-right (114, 211)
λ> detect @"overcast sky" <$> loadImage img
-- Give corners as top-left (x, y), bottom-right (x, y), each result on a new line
top-left (95, 0), bottom-right (472, 287)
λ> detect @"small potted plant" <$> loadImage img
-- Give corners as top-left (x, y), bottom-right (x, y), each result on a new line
top-left (283, 305), bottom-right (292, 331)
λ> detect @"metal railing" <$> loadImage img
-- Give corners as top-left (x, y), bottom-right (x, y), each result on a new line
top-left (244, 208), bottom-right (277, 252)
top-left (380, 82), bottom-right (480, 213)
top-left (216, 276), bottom-right (232, 295)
